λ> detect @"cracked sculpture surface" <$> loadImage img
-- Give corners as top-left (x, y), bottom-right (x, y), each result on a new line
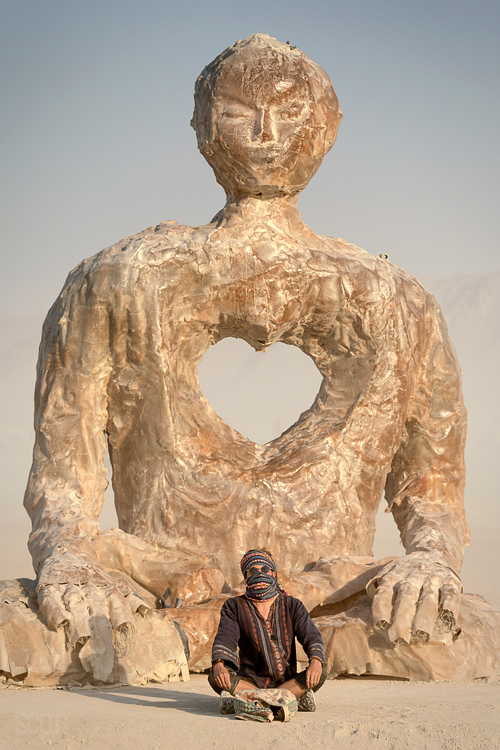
top-left (1, 33), bottom-right (499, 686)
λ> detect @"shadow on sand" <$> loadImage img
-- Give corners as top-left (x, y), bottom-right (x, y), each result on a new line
top-left (72, 684), bottom-right (221, 717)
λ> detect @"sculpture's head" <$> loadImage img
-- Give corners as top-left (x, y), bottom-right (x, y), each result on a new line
top-left (192, 34), bottom-right (342, 200)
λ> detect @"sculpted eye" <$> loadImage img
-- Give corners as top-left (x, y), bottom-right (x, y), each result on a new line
top-left (222, 108), bottom-right (249, 119)
top-left (278, 104), bottom-right (304, 121)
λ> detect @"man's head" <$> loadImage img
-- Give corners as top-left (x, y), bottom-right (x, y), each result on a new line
top-left (192, 34), bottom-right (342, 200)
top-left (240, 548), bottom-right (276, 580)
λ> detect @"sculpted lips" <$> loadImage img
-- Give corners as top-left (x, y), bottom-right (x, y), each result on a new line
top-left (247, 145), bottom-right (283, 163)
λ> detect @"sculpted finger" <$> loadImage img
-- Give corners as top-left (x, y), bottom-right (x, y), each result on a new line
top-left (388, 580), bottom-right (421, 645)
top-left (111, 578), bottom-right (135, 599)
top-left (107, 591), bottom-right (135, 631)
top-left (411, 576), bottom-right (440, 643)
top-left (106, 590), bottom-right (136, 659)
top-left (81, 582), bottom-right (107, 618)
top-left (439, 578), bottom-right (462, 631)
top-left (61, 584), bottom-right (91, 646)
top-left (104, 589), bottom-right (137, 659)
top-left (38, 585), bottom-right (70, 630)
top-left (126, 592), bottom-right (151, 617)
top-left (371, 579), bottom-right (396, 630)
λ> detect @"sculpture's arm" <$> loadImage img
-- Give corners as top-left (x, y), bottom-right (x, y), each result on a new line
top-left (369, 293), bottom-right (469, 644)
top-left (23, 265), bottom-right (146, 680)
top-left (25, 268), bottom-right (110, 573)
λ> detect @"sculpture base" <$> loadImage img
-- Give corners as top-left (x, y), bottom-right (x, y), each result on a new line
top-left (1, 553), bottom-right (499, 686)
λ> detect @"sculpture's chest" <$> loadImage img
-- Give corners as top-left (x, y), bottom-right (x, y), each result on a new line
top-left (107, 235), bottom-right (420, 527)
top-left (143, 239), bottom-right (387, 358)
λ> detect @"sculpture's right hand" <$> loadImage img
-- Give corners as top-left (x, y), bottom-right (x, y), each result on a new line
top-left (36, 553), bottom-right (150, 682)
top-left (213, 662), bottom-right (232, 691)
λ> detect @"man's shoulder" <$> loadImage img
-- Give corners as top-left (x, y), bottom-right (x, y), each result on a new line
top-left (280, 593), bottom-right (307, 611)
top-left (221, 594), bottom-right (245, 610)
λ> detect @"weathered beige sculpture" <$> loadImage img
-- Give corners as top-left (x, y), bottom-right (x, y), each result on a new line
top-left (1, 34), bottom-right (499, 686)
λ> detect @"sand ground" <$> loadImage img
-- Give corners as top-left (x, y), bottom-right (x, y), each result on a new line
top-left (1, 673), bottom-right (499, 750)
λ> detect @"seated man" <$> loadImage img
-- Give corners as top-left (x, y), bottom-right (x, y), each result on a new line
top-left (209, 550), bottom-right (326, 713)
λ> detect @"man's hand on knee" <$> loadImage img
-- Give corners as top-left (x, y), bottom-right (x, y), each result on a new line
top-left (212, 661), bottom-right (232, 691)
top-left (305, 658), bottom-right (323, 689)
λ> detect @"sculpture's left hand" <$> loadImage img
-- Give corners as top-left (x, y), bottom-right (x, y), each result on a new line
top-left (368, 551), bottom-right (462, 645)
top-left (36, 550), bottom-right (150, 682)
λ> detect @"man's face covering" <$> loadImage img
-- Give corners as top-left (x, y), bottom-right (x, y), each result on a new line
top-left (240, 550), bottom-right (281, 601)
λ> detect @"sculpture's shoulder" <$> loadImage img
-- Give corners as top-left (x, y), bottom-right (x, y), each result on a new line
top-left (319, 234), bottom-right (437, 312)
top-left (73, 220), bottom-right (201, 275)
top-left (56, 219), bottom-right (209, 300)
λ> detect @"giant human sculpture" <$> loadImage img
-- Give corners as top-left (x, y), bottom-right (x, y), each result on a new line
top-left (1, 34), bottom-right (499, 685)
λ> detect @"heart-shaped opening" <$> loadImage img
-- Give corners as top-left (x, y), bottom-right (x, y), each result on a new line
top-left (198, 338), bottom-right (323, 445)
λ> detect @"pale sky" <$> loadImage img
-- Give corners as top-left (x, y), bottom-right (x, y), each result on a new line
top-left (1, 0), bottom-right (499, 321)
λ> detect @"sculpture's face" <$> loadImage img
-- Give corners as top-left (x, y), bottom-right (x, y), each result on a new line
top-left (210, 62), bottom-right (313, 197)
top-left (197, 48), bottom-right (339, 199)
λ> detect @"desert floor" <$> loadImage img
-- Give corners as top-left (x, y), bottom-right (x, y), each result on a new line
top-left (1, 672), bottom-right (499, 750)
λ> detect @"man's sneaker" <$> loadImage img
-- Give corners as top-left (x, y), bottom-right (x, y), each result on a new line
top-left (219, 690), bottom-right (235, 715)
top-left (298, 689), bottom-right (316, 712)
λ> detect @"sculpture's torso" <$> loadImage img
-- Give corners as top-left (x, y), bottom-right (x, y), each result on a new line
top-left (29, 215), bottom-right (435, 586)
top-left (55, 217), bottom-right (426, 584)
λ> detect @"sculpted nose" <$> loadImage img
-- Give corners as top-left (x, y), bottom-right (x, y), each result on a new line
top-left (253, 108), bottom-right (275, 143)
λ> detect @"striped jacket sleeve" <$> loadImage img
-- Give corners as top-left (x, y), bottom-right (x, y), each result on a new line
top-left (211, 598), bottom-right (240, 670)
top-left (291, 597), bottom-right (325, 664)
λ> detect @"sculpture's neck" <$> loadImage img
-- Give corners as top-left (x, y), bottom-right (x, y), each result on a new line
top-left (213, 194), bottom-right (312, 237)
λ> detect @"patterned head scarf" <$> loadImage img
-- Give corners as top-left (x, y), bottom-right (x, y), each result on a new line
top-left (240, 550), bottom-right (281, 601)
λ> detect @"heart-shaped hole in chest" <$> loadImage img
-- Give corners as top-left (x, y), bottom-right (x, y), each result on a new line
top-left (198, 338), bottom-right (323, 445)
